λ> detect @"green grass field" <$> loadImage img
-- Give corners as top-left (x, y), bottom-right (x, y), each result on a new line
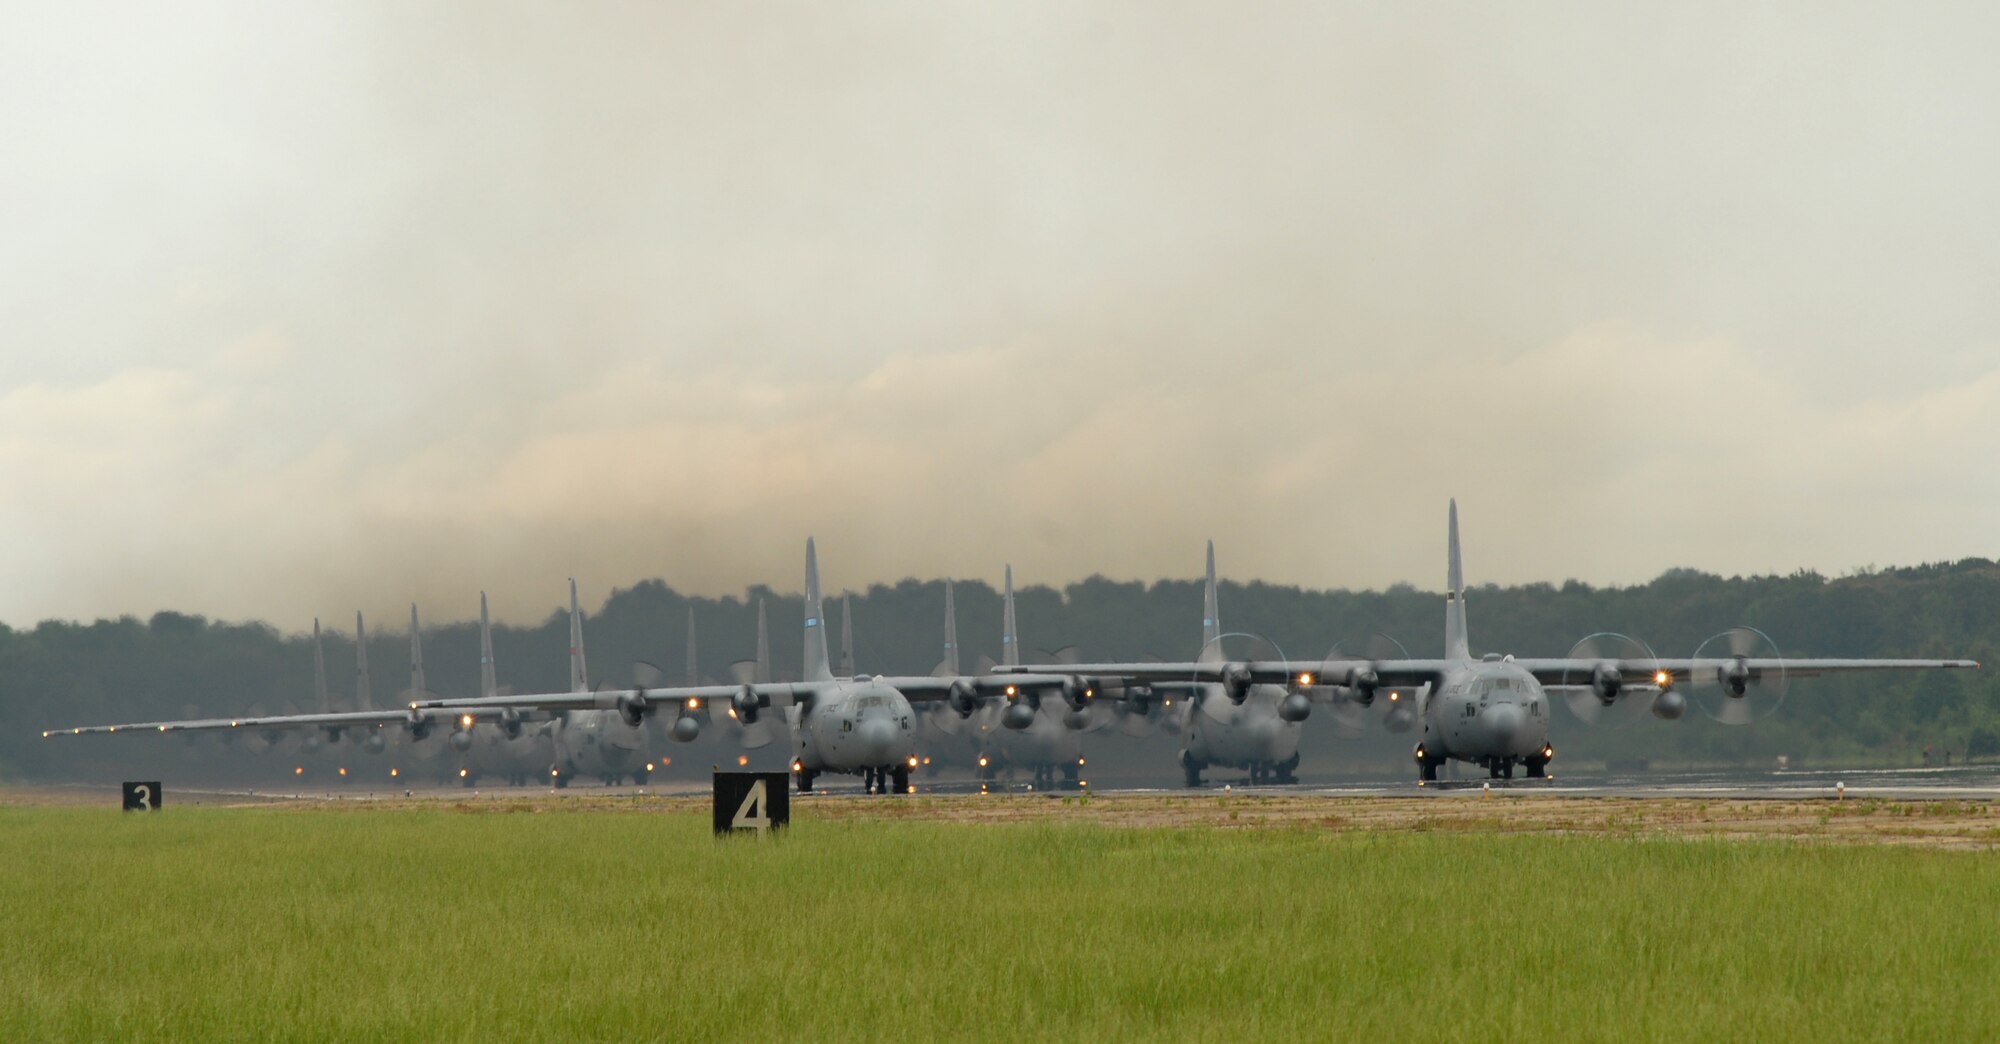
top-left (4, 803), bottom-right (1999, 1041)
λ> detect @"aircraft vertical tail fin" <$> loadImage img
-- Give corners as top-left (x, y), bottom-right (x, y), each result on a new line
top-left (1445, 499), bottom-right (1471, 661)
top-left (479, 592), bottom-right (498, 699)
top-left (685, 606), bottom-right (699, 686)
top-left (1002, 565), bottom-right (1020, 668)
top-left (312, 618), bottom-right (330, 712)
top-left (354, 611), bottom-right (373, 711)
top-left (802, 538), bottom-right (833, 682)
top-left (839, 592), bottom-right (855, 677)
top-left (1198, 541), bottom-right (1223, 663)
top-left (568, 579), bottom-right (588, 693)
top-left (409, 604), bottom-right (427, 697)
top-left (756, 597), bottom-right (773, 683)
top-left (941, 580), bottom-right (960, 676)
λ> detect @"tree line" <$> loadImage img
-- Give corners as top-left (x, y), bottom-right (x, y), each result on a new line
top-left (5, 557), bottom-right (1998, 779)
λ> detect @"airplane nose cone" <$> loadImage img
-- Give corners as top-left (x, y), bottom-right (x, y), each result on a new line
top-left (856, 718), bottom-right (898, 762)
top-left (1483, 704), bottom-right (1528, 749)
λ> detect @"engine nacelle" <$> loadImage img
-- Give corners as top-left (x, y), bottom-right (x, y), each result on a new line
top-left (1345, 667), bottom-right (1380, 707)
top-left (448, 729), bottom-right (474, 753)
top-left (616, 693), bottom-right (648, 729)
top-left (1652, 690), bottom-right (1687, 720)
top-left (1219, 663), bottom-right (1254, 704)
top-left (946, 680), bottom-right (979, 719)
top-left (1591, 662), bottom-right (1622, 706)
top-left (1002, 700), bottom-right (1036, 731)
top-left (362, 732), bottom-right (387, 755)
top-left (1723, 660), bottom-right (1750, 697)
top-left (1279, 692), bottom-right (1311, 723)
top-left (302, 733), bottom-right (324, 754)
top-left (405, 710), bottom-right (433, 742)
top-left (732, 685), bottom-right (763, 724)
top-left (670, 715), bottom-right (701, 742)
top-left (498, 708), bottom-right (524, 739)
top-left (1061, 676), bottom-right (1093, 712)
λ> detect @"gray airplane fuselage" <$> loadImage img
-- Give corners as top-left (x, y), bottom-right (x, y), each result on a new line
top-left (1418, 660), bottom-right (1552, 769)
top-left (793, 678), bottom-right (918, 776)
top-left (987, 701), bottom-right (1082, 771)
top-left (554, 710), bottom-right (651, 782)
top-left (1183, 684), bottom-right (1303, 768)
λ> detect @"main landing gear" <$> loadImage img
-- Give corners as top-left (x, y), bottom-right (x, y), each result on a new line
top-left (1180, 750), bottom-right (1205, 788)
top-left (862, 766), bottom-right (911, 795)
top-left (1415, 744), bottom-right (1442, 782)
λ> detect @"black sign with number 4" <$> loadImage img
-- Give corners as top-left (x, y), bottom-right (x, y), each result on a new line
top-left (713, 771), bottom-right (788, 835)
top-left (122, 781), bottom-right (162, 812)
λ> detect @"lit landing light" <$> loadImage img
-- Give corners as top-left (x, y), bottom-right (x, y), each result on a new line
top-left (791, 759), bottom-right (803, 774)
top-left (977, 756), bottom-right (990, 768)
top-left (736, 755), bottom-right (748, 767)
top-left (906, 755), bottom-right (919, 769)
top-left (645, 762), bottom-right (655, 773)
top-left (294, 766), bottom-right (304, 776)
top-left (1542, 744), bottom-right (1555, 761)
top-left (1297, 673), bottom-right (1314, 686)
top-left (107, 726), bottom-right (117, 733)
top-left (390, 767), bottom-right (400, 778)
top-left (1654, 670), bottom-right (1672, 688)
top-left (1004, 685), bottom-right (1017, 697)
top-left (157, 725), bottom-right (167, 732)
top-left (1079, 780), bottom-right (1088, 788)
top-left (338, 767), bottom-right (348, 777)
top-left (726, 707), bottom-right (738, 720)
top-left (1078, 757), bottom-right (1086, 766)
top-left (921, 757), bottom-right (931, 766)
top-left (979, 783), bottom-right (989, 794)
top-left (459, 714), bottom-right (474, 729)
top-left (458, 768), bottom-right (468, 778)
top-left (687, 697), bottom-right (701, 710)
top-left (659, 757), bottom-right (671, 767)
top-left (550, 768), bottom-right (560, 777)
top-left (40, 731), bottom-right (48, 739)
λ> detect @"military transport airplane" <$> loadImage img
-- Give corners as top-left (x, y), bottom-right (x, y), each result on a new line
top-left (41, 608), bottom-right (503, 762)
top-left (1001, 501), bottom-right (1981, 782)
top-left (418, 539), bottom-right (1084, 794)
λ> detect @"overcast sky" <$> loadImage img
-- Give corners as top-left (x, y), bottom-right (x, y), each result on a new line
top-left (1, 2), bottom-right (1996, 627)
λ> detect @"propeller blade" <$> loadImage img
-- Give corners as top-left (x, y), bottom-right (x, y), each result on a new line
top-left (1192, 632), bottom-right (1286, 726)
top-left (1557, 632), bottom-right (1660, 729)
top-left (1049, 646), bottom-right (1083, 666)
top-left (740, 717), bottom-right (778, 750)
top-left (727, 659), bottom-right (758, 686)
top-left (973, 654), bottom-right (998, 675)
top-left (1688, 626), bottom-right (1788, 726)
top-left (632, 661), bottom-right (664, 690)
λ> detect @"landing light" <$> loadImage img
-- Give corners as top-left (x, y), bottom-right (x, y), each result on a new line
top-left (551, 768), bottom-right (560, 777)
top-left (1005, 685), bottom-right (1017, 697)
top-left (907, 755), bottom-right (919, 768)
top-left (727, 707), bottom-right (738, 720)
top-left (1654, 670), bottom-right (1671, 687)
top-left (1298, 673), bottom-right (1314, 686)
top-left (338, 767), bottom-right (347, 777)
top-left (1387, 692), bottom-right (1399, 702)
top-left (922, 757), bottom-right (931, 766)
top-left (977, 756), bottom-right (990, 768)
top-left (294, 766), bottom-right (304, 776)
top-left (41, 731), bottom-right (48, 738)
top-left (1078, 757), bottom-right (1086, 766)
top-left (460, 714), bottom-right (474, 728)
top-left (459, 768), bottom-right (468, 778)
top-left (1543, 744), bottom-right (1555, 761)
top-left (660, 757), bottom-right (671, 767)
top-left (1084, 689), bottom-right (1094, 698)
top-left (737, 755), bottom-right (748, 767)
top-left (791, 759), bottom-right (803, 773)
top-left (687, 697), bottom-right (701, 710)
top-left (158, 725), bottom-right (167, 732)
top-left (390, 767), bottom-right (400, 778)
top-left (645, 763), bottom-right (655, 772)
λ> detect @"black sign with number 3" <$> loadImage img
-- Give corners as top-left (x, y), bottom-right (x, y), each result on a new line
top-left (122, 781), bottom-right (162, 811)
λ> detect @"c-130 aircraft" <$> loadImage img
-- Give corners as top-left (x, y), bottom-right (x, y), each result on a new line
top-left (1001, 501), bottom-right (1980, 782)
top-left (420, 539), bottom-right (1088, 794)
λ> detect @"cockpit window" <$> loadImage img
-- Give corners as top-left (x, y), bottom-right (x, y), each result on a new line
top-left (1491, 677), bottom-right (1514, 691)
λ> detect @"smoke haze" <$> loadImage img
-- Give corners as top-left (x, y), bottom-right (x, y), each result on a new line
top-left (1, 3), bottom-right (1996, 626)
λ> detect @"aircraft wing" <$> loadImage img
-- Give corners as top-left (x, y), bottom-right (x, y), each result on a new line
top-left (1514, 657), bottom-right (1979, 689)
top-left (997, 660), bottom-right (1456, 689)
top-left (41, 708), bottom-right (484, 739)
top-left (876, 674), bottom-right (1079, 701)
top-left (413, 682), bottom-right (826, 714)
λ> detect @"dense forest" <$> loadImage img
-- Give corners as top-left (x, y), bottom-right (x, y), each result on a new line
top-left (6, 557), bottom-right (1999, 782)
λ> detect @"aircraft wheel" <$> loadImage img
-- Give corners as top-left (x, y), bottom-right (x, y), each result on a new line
top-left (1183, 762), bottom-right (1204, 788)
top-left (554, 775), bottom-right (570, 789)
top-left (797, 770), bottom-right (816, 793)
top-left (632, 771), bottom-right (650, 786)
top-left (891, 766), bottom-right (910, 794)
top-left (1502, 763), bottom-right (1515, 780)
top-left (1275, 753), bottom-right (1300, 785)
top-left (461, 774), bottom-right (478, 789)
top-left (1525, 759), bottom-right (1546, 779)
top-left (1419, 760), bottom-right (1438, 782)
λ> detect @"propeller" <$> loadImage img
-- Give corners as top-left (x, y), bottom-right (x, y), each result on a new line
top-left (1192, 632), bottom-right (1286, 725)
top-left (1688, 626), bottom-right (1788, 726)
top-left (1558, 633), bottom-right (1661, 729)
top-left (724, 659), bottom-right (779, 750)
top-left (1318, 633), bottom-right (1410, 737)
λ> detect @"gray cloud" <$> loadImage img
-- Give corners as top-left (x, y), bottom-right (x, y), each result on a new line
top-left (0, 3), bottom-right (1995, 626)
